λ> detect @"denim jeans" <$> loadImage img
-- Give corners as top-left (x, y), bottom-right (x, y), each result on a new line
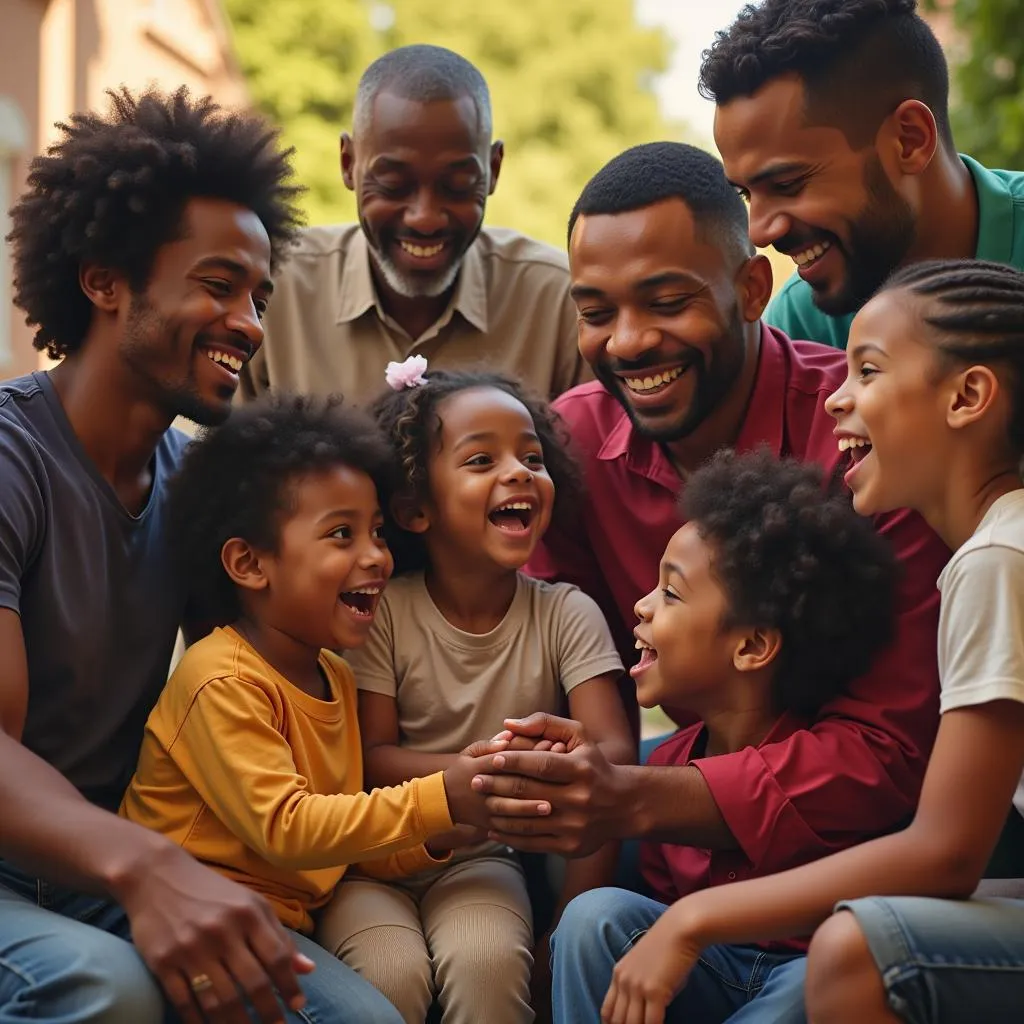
top-left (0, 860), bottom-right (402, 1024)
top-left (551, 887), bottom-right (808, 1024)
top-left (840, 895), bottom-right (1024, 1023)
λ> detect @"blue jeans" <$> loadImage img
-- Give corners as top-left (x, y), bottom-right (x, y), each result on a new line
top-left (841, 895), bottom-right (1024, 1023)
top-left (551, 888), bottom-right (808, 1024)
top-left (0, 861), bottom-right (402, 1023)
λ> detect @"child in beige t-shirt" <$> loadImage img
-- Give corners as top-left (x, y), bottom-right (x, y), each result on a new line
top-left (317, 362), bottom-right (634, 1024)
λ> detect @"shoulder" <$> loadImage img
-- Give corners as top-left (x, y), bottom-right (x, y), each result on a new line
top-left (321, 648), bottom-right (357, 690)
top-left (646, 725), bottom-right (703, 766)
top-left (519, 574), bottom-right (589, 612)
top-left (0, 376), bottom-right (57, 488)
top-left (766, 276), bottom-right (849, 348)
top-left (944, 496), bottom-right (1024, 590)
top-left (475, 227), bottom-right (570, 274)
top-left (272, 224), bottom-right (361, 283)
top-left (552, 381), bottom-right (621, 434)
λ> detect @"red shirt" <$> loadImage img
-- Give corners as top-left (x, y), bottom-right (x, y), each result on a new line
top-left (642, 718), bottom-right (817, 951)
top-left (529, 325), bottom-right (950, 867)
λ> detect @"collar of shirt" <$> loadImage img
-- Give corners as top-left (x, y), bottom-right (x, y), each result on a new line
top-left (962, 153), bottom-right (1016, 265)
top-left (334, 230), bottom-right (490, 338)
top-left (595, 323), bottom-right (788, 492)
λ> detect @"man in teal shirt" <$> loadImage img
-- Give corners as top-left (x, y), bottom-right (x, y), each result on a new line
top-left (699, 0), bottom-right (1024, 349)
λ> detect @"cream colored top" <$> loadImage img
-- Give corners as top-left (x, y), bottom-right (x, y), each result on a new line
top-left (345, 572), bottom-right (623, 753)
top-left (936, 490), bottom-right (1024, 821)
top-left (241, 224), bottom-right (589, 405)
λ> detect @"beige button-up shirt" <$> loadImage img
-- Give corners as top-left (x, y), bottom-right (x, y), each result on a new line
top-left (240, 224), bottom-right (589, 406)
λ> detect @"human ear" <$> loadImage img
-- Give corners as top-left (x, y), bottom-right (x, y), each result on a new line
top-left (948, 364), bottom-right (1001, 431)
top-left (732, 626), bottom-right (782, 673)
top-left (736, 254), bottom-right (774, 322)
top-left (885, 99), bottom-right (937, 176)
top-left (391, 496), bottom-right (431, 535)
top-left (221, 538), bottom-right (269, 592)
top-left (79, 265), bottom-right (128, 314)
top-left (340, 133), bottom-right (356, 190)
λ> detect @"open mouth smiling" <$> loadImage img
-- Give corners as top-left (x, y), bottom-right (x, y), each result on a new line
top-left (339, 585), bottom-right (382, 618)
top-left (488, 500), bottom-right (535, 534)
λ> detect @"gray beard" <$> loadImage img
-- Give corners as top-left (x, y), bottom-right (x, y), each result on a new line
top-left (370, 247), bottom-right (462, 299)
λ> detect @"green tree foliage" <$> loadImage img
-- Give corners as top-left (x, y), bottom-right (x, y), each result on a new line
top-left (223, 0), bottom-right (674, 246)
top-left (926, 0), bottom-right (1024, 168)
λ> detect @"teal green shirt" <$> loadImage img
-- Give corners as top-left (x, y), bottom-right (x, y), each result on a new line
top-left (764, 155), bottom-right (1024, 349)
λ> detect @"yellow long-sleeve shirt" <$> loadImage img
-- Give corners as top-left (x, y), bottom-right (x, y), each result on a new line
top-left (121, 626), bottom-right (453, 932)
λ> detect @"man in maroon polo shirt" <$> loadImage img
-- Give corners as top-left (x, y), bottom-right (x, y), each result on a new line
top-left (470, 143), bottom-right (951, 1020)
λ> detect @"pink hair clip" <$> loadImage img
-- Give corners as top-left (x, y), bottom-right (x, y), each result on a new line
top-left (384, 354), bottom-right (429, 391)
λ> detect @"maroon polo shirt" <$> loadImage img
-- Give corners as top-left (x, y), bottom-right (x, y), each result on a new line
top-left (528, 324), bottom-right (951, 869)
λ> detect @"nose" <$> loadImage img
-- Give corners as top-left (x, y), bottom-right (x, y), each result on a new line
top-left (359, 535), bottom-right (391, 572)
top-left (634, 588), bottom-right (655, 622)
top-left (225, 296), bottom-right (265, 349)
top-left (606, 311), bottom-right (661, 363)
top-left (825, 377), bottom-right (853, 420)
top-left (499, 454), bottom-right (534, 483)
top-left (404, 188), bottom-right (447, 236)
top-left (747, 196), bottom-right (791, 251)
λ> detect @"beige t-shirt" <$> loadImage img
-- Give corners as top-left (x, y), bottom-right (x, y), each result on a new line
top-left (937, 489), bottom-right (1024, 821)
top-left (241, 224), bottom-right (589, 406)
top-left (346, 572), bottom-right (623, 753)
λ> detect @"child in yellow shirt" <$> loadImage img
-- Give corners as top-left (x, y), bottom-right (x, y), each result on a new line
top-left (120, 395), bottom-right (502, 1013)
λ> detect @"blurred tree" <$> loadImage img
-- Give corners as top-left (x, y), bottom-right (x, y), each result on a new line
top-left (224, 0), bottom-right (675, 246)
top-left (924, 0), bottom-right (1024, 168)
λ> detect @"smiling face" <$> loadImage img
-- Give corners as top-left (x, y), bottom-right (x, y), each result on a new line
top-left (714, 75), bottom-right (918, 316)
top-left (631, 522), bottom-right (751, 710)
top-left (249, 465), bottom-right (394, 652)
top-left (825, 288), bottom-right (955, 516)
top-left (119, 197), bottom-right (272, 426)
top-left (342, 92), bottom-right (501, 301)
top-left (570, 198), bottom-right (757, 443)
top-left (416, 386), bottom-right (555, 573)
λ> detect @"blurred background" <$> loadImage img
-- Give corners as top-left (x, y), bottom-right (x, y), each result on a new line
top-left (0, 0), bottom-right (1015, 384)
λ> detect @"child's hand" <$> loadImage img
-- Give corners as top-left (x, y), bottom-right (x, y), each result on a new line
top-left (490, 729), bottom-right (569, 754)
top-left (426, 824), bottom-right (487, 857)
top-left (442, 749), bottom-right (551, 830)
top-left (599, 905), bottom-right (702, 1024)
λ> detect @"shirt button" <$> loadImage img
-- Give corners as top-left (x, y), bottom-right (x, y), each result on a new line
top-left (728, 872), bottom-right (737, 880)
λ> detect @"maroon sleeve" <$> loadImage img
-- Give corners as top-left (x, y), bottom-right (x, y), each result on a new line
top-left (694, 507), bottom-right (948, 871)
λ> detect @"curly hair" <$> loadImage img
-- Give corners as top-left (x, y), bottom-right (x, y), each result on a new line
top-left (699, 0), bottom-right (953, 150)
top-left (880, 259), bottom-right (1024, 456)
top-left (683, 448), bottom-right (899, 716)
top-left (9, 86), bottom-right (303, 360)
top-left (369, 369), bottom-right (582, 574)
top-left (168, 393), bottom-right (396, 626)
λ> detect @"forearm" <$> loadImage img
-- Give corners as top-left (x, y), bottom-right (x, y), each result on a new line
top-left (363, 743), bottom-right (457, 788)
top-left (0, 731), bottom-right (178, 898)
top-left (671, 820), bottom-right (973, 950)
top-left (622, 764), bottom-right (737, 849)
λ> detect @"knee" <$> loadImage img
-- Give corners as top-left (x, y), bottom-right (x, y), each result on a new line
top-left (551, 887), bottom-right (635, 964)
top-left (1, 932), bottom-right (163, 1024)
top-left (805, 911), bottom-right (885, 1023)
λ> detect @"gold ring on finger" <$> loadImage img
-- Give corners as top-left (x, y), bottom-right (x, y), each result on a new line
top-left (189, 973), bottom-right (214, 994)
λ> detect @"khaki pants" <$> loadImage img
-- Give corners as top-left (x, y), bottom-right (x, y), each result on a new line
top-left (317, 852), bottom-right (534, 1024)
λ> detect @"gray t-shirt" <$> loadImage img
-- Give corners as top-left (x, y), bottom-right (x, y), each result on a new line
top-left (0, 372), bottom-right (189, 810)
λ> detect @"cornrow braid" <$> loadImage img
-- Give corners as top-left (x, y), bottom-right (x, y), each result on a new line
top-left (368, 369), bottom-right (582, 574)
top-left (882, 259), bottom-right (1024, 453)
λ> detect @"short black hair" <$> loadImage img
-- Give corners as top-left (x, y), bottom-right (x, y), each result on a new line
top-left (168, 394), bottom-right (396, 625)
top-left (683, 448), bottom-right (899, 716)
top-left (354, 45), bottom-right (492, 139)
top-left (699, 0), bottom-right (953, 150)
top-left (8, 86), bottom-right (303, 361)
top-left (880, 259), bottom-right (1024, 457)
top-left (369, 369), bottom-right (581, 574)
top-left (567, 142), bottom-right (752, 262)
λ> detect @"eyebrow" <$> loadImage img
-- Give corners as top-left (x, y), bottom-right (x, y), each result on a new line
top-left (570, 271), bottom-right (702, 302)
top-left (847, 342), bottom-right (887, 360)
top-left (662, 561), bottom-right (688, 585)
top-left (194, 256), bottom-right (273, 295)
top-left (728, 161), bottom-right (808, 189)
top-left (453, 429), bottom-right (541, 447)
top-left (371, 155), bottom-right (482, 172)
top-left (316, 508), bottom-right (378, 524)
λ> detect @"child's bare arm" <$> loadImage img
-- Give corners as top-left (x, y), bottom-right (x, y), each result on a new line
top-left (358, 691), bottom-right (459, 786)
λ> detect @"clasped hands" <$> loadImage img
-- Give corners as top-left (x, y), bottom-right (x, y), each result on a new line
top-left (443, 712), bottom-right (627, 859)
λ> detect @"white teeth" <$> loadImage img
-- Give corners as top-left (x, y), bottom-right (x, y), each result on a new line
top-left (793, 241), bottom-right (832, 267)
top-left (399, 240), bottom-right (445, 258)
top-left (837, 436), bottom-right (871, 452)
top-left (624, 366), bottom-right (684, 394)
top-left (494, 501), bottom-right (532, 513)
top-left (204, 350), bottom-right (243, 372)
top-left (634, 637), bottom-right (653, 651)
top-left (347, 587), bottom-right (381, 595)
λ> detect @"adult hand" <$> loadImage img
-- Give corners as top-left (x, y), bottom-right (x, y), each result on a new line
top-left (443, 744), bottom-right (551, 830)
top-left (471, 733), bottom-right (628, 858)
top-left (116, 844), bottom-right (314, 1024)
top-left (599, 906), bottom-right (702, 1024)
